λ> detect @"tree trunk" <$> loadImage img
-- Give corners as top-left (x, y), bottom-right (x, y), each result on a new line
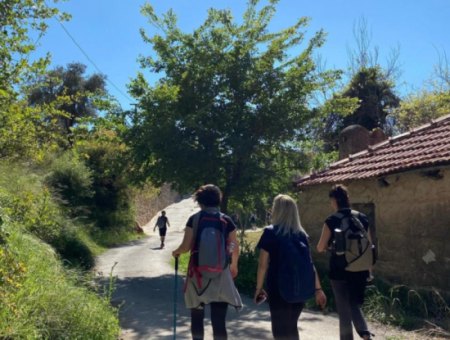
top-left (220, 192), bottom-right (229, 214)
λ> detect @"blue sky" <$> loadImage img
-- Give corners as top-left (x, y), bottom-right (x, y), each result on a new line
top-left (35, 0), bottom-right (450, 110)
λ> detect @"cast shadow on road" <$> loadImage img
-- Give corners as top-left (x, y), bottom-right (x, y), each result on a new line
top-left (107, 275), bottom-right (328, 340)
top-left (108, 238), bottom-right (150, 250)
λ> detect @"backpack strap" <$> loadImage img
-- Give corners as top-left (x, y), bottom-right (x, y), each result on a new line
top-left (333, 211), bottom-right (346, 220)
top-left (350, 210), bottom-right (368, 236)
top-left (192, 211), bottom-right (201, 242)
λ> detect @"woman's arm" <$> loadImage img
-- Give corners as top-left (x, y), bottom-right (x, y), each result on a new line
top-left (172, 227), bottom-right (194, 257)
top-left (317, 224), bottom-right (332, 253)
top-left (228, 230), bottom-right (239, 278)
top-left (313, 264), bottom-right (327, 309)
top-left (254, 249), bottom-right (269, 302)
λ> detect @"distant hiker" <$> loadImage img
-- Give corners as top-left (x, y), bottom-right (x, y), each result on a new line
top-left (265, 210), bottom-right (272, 225)
top-left (317, 184), bottom-right (375, 340)
top-left (255, 194), bottom-right (326, 340)
top-left (231, 212), bottom-right (240, 230)
top-left (154, 211), bottom-right (170, 249)
top-left (172, 184), bottom-right (242, 340)
top-left (250, 213), bottom-right (257, 230)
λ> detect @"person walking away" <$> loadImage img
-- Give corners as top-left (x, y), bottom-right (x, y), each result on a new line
top-left (231, 212), bottom-right (240, 230)
top-left (266, 210), bottom-right (272, 225)
top-left (317, 184), bottom-right (375, 340)
top-left (250, 213), bottom-right (257, 230)
top-left (255, 194), bottom-right (327, 340)
top-left (173, 184), bottom-right (242, 340)
top-left (154, 210), bottom-right (170, 249)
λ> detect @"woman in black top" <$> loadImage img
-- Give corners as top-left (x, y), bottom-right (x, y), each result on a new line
top-left (255, 194), bottom-right (327, 340)
top-left (172, 184), bottom-right (242, 340)
top-left (317, 184), bottom-right (374, 340)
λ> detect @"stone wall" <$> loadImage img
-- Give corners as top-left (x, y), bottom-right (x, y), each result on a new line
top-left (298, 166), bottom-right (450, 292)
top-left (134, 183), bottom-right (182, 227)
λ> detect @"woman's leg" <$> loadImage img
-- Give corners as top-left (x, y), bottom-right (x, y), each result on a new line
top-left (289, 302), bottom-right (305, 340)
top-left (210, 302), bottom-right (228, 340)
top-left (350, 302), bottom-right (370, 339)
top-left (269, 291), bottom-right (293, 340)
top-left (331, 280), bottom-right (354, 340)
top-left (191, 307), bottom-right (205, 340)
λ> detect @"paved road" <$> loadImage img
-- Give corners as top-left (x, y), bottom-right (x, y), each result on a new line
top-left (97, 198), bottom-right (424, 340)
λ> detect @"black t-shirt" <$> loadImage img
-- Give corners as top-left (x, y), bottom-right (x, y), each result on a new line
top-left (325, 208), bottom-right (369, 281)
top-left (257, 227), bottom-right (310, 293)
top-left (186, 212), bottom-right (236, 237)
top-left (157, 216), bottom-right (168, 228)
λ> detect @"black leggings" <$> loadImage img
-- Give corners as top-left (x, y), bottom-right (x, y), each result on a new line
top-left (269, 291), bottom-right (305, 340)
top-left (191, 302), bottom-right (228, 340)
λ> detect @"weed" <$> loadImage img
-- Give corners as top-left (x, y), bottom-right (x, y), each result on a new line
top-left (0, 224), bottom-right (120, 339)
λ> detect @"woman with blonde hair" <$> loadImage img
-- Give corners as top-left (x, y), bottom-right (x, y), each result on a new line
top-left (255, 194), bottom-right (326, 340)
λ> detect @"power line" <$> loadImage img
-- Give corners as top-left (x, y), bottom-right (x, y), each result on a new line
top-left (46, 2), bottom-right (133, 103)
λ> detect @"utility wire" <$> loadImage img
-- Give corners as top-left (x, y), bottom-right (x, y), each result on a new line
top-left (46, 2), bottom-right (133, 103)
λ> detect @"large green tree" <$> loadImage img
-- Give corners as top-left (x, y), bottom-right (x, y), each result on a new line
top-left (28, 63), bottom-right (107, 137)
top-left (126, 0), bottom-right (339, 212)
top-left (0, 0), bottom-right (70, 103)
top-left (391, 52), bottom-right (450, 132)
top-left (341, 66), bottom-right (400, 131)
top-left (0, 0), bottom-right (70, 160)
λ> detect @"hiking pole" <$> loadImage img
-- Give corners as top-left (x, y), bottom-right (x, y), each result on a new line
top-left (173, 256), bottom-right (179, 340)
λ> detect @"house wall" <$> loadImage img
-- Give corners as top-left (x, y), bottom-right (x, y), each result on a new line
top-left (298, 167), bottom-right (450, 292)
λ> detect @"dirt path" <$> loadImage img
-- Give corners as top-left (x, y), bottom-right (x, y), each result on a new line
top-left (97, 197), bottom-right (424, 340)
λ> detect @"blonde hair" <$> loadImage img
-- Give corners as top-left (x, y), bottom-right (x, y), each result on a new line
top-left (271, 194), bottom-right (307, 236)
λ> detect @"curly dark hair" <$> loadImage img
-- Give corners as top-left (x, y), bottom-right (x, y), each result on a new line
top-left (194, 184), bottom-right (222, 207)
top-left (329, 184), bottom-right (350, 209)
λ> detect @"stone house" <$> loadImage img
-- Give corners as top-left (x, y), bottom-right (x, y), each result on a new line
top-left (295, 114), bottom-right (450, 292)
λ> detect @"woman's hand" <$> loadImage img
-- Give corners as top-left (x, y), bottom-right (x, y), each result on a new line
top-left (254, 288), bottom-right (268, 304)
top-left (230, 264), bottom-right (238, 279)
top-left (172, 249), bottom-right (181, 258)
top-left (315, 289), bottom-right (327, 309)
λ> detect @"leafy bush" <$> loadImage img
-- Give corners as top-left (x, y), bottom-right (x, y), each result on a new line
top-left (0, 220), bottom-right (120, 339)
top-left (234, 240), bottom-right (260, 296)
top-left (53, 229), bottom-right (96, 269)
top-left (77, 138), bottom-right (135, 231)
top-left (0, 162), bottom-right (95, 270)
top-left (45, 152), bottom-right (94, 216)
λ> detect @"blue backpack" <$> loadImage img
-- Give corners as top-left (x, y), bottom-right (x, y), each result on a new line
top-left (270, 226), bottom-right (316, 303)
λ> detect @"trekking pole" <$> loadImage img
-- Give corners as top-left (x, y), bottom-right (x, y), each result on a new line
top-left (173, 256), bottom-right (179, 340)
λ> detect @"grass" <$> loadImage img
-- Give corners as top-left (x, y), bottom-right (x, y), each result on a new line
top-left (0, 226), bottom-right (120, 339)
top-left (83, 227), bottom-right (145, 255)
top-left (0, 160), bottom-right (144, 339)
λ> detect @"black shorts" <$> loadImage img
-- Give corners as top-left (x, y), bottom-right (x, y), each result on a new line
top-left (158, 227), bottom-right (167, 237)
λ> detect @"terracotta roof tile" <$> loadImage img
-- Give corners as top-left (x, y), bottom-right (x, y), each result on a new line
top-left (296, 114), bottom-right (450, 188)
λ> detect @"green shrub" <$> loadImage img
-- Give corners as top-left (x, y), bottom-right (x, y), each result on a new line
top-left (0, 221), bottom-right (120, 339)
top-left (53, 229), bottom-right (96, 270)
top-left (234, 240), bottom-right (260, 296)
top-left (0, 162), bottom-right (95, 270)
top-left (78, 140), bottom-right (135, 231)
top-left (45, 152), bottom-right (94, 216)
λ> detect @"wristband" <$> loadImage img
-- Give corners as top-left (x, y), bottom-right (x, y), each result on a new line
top-left (315, 288), bottom-right (323, 291)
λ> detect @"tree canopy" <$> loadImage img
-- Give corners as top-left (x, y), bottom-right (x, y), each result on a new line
top-left (126, 0), bottom-right (339, 212)
top-left (28, 63), bottom-right (107, 137)
top-left (0, 0), bottom-right (71, 160)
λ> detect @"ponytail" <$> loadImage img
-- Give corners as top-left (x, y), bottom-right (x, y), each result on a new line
top-left (329, 184), bottom-right (350, 209)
